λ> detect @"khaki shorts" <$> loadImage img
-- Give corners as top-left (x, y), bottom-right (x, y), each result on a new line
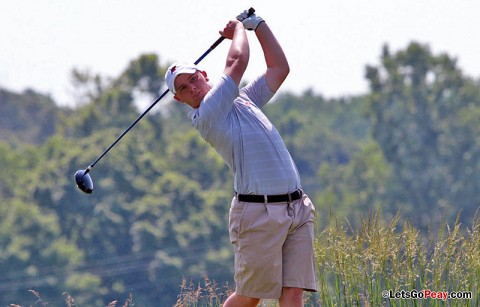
top-left (228, 193), bottom-right (318, 299)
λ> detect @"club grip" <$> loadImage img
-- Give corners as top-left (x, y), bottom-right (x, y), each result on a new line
top-left (199, 8), bottom-right (255, 53)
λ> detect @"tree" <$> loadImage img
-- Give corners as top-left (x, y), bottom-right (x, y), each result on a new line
top-left (315, 141), bottom-right (392, 228)
top-left (265, 91), bottom-right (370, 193)
top-left (364, 42), bottom-right (480, 227)
top-left (0, 88), bottom-right (67, 144)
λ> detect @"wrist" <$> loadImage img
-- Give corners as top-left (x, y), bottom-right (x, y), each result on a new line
top-left (254, 20), bottom-right (265, 31)
top-left (236, 21), bottom-right (245, 30)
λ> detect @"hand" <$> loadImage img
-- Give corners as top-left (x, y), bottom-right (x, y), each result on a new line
top-left (219, 20), bottom-right (242, 40)
top-left (236, 10), bottom-right (264, 31)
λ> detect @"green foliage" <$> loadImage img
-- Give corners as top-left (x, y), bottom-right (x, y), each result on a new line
top-left (118, 53), bottom-right (166, 96)
top-left (14, 213), bottom-right (478, 306)
top-left (0, 88), bottom-right (68, 144)
top-left (316, 141), bottom-right (392, 228)
top-left (266, 91), bottom-right (370, 193)
top-left (0, 197), bottom-right (95, 305)
top-left (364, 42), bottom-right (480, 227)
top-left (315, 212), bottom-right (479, 306)
top-left (2, 43), bottom-right (480, 305)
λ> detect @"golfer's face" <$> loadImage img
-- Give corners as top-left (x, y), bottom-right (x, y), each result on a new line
top-left (174, 71), bottom-right (210, 108)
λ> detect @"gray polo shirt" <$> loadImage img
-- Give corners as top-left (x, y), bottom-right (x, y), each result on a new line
top-left (190, 74), bottom-right (301, 195)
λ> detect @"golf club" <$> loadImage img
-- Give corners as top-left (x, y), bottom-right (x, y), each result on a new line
top-left (75, 8), bottom-right (255, 194)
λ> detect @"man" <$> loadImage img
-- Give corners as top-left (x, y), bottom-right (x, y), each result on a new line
top-left (165, 10), bottom-right (317, 306)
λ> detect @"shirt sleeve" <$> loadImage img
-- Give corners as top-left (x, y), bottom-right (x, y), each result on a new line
top-left (239, 74), bottom-right (276, 109)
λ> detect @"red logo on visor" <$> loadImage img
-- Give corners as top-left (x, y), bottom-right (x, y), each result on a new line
top-left (170, 66), bottom-right (177, 73)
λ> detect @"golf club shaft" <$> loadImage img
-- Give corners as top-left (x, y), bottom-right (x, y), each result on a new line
top-left (87, 36), bottom-right (221, 171)
top-left (88, 88), bottom-right (169, 171)
top-left (86, 7), bottom-right (255, 173)
top-left (196, 7), bottom-right (255, 64)
top-left (195, 36), bottom-right (225, 65)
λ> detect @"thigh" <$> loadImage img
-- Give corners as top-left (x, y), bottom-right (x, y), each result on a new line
top-left (229, 198), bottom-right (291, 299)
top-left (282, 195), bottom-right (318, 292)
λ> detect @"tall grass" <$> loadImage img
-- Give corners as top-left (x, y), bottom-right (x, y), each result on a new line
top-left (174, 275), bottom-right (233, 307)
top-left (10, 211), bottom-right (479, 306)
top-left (315, 211), bottom-right (479, 306)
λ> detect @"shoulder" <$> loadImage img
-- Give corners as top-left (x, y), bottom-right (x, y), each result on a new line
top-left (206, 74), bottom-right (239, 100)
top-left (239, 74), bottom-right (275, 108)
top-left (191, 74), bottom-right (240, 124)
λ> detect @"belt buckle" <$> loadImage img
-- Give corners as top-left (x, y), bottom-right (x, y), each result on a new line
top-left (264, 195), bottom-right (268, 204)
top-left (288, 192), bottom-right (292, 203)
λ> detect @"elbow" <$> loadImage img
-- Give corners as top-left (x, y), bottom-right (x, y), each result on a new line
top-left (237, 51), bottom-right (250, 69)
top-left (276, 56), bottom-right (290, 80)
top-left (227, 51), bottom-right (249, 71)
top-left (265, 61), bottom-right (289, 91)
top-left (277, 61), bottom-right (290, 83)
top-left (225, 51), bottom-right (249, 84)
top-left (281, 62), bottom-right (290, 80)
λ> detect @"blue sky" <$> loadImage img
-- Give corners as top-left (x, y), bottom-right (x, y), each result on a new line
top-left (1, 0), bottom-right (479, 106)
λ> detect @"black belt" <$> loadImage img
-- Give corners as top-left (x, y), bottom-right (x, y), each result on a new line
top-left (236, 189), bottom-right (303, 203)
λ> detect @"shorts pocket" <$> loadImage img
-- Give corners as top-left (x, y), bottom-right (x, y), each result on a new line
top-left (302, 195), bottom-right (316, 223)
top-left (229, 198), bottom-right (246, 244)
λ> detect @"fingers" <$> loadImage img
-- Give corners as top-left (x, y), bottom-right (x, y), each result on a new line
top-left (236, 9), bottom-right (264, 31)
top-left (236, 10), bottom-right (249, 22)
top-left (220, 20), bottom-right (242, 39)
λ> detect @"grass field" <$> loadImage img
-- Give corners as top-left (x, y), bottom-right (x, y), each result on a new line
top-left (11, 211), bottom-right (479, 306)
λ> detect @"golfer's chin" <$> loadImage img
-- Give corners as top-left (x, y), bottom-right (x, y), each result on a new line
top-left (186, 99), bottom-right (201, 109)
top-left (192, 93), bottom-right (207, 108)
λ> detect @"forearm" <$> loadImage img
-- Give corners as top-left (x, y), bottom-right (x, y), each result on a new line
top-left (223, 22), bottom-right (249, 85)
top-left (255, 22), bottom-right (289, 92)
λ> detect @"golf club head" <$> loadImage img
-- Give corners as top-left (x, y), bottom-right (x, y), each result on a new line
top-left (75, 169), bottom-right (93, 194)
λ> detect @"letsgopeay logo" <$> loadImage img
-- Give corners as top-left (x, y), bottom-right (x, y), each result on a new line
top-left (383, 289), bottom-right (472, 301)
